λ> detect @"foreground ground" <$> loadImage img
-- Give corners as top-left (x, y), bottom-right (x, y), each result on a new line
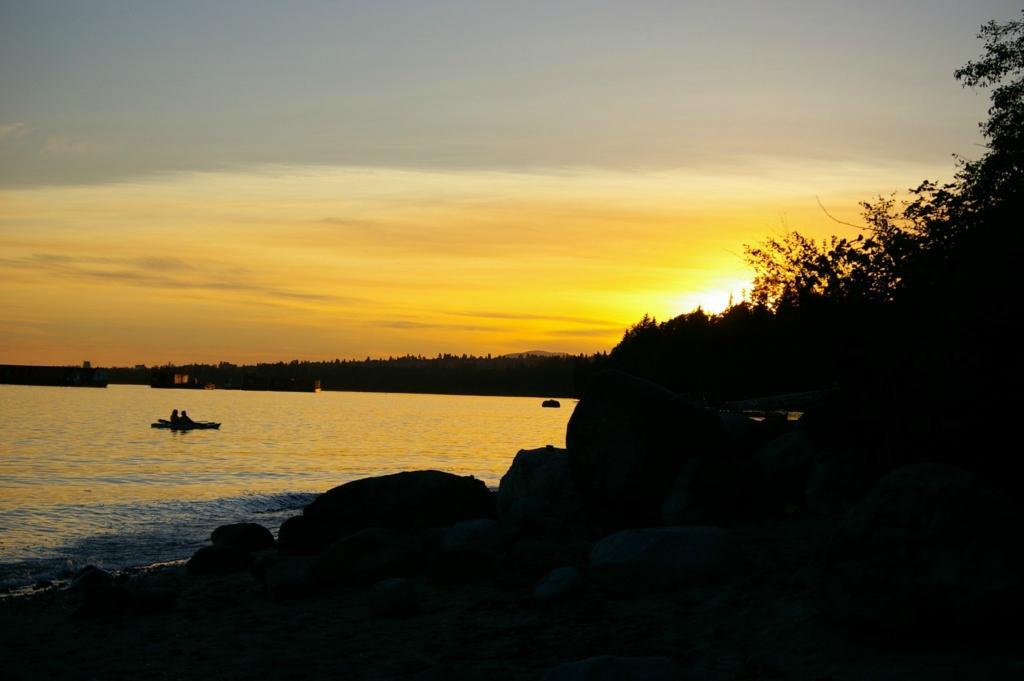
top-left (1, 515), bottom-right (1019, 681)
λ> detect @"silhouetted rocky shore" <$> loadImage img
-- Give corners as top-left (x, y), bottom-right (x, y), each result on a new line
top-left (2, 370), bottom-right (1022, 680)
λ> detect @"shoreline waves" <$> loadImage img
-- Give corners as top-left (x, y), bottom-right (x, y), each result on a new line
top-left (0, 490), bottom-right (317, 590)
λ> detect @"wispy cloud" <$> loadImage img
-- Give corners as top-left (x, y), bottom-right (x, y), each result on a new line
top-left (319, 217), bottom-right (379, 228)
top-left (453, 310), bottom-right (624, 327)
top-left (0, 252), bottom-right (361, 307)
top-left (40, 136), bottom-right (103, 157)
top-left (370, 320), bottom-right (498, 332)
top-left (542, 327), bottom-right (626, 338)
top-left (0, 122), bottom-right (30, 142)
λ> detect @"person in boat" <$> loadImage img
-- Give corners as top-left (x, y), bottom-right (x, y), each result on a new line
top-left (179, 410), bottom-right (194, 425)
top-left (169, 409), bottom-right (180, 425)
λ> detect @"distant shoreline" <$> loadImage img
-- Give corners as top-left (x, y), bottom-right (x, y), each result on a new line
top-left (107, 382), bottom-right (580, 401)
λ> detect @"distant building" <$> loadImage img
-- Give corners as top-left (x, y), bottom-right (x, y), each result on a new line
top-left (150, 369), bottom-right (205, 389)
top-left (0, 364), bottom-right (108, 388)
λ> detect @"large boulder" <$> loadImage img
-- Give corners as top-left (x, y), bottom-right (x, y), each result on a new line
top-left (293, 470), bottom-right (494, 553)
top-left (443, 519), bottom-right (500, 553)
top-left (754, 429), bottom-right (819, 512)
top-left (821, 463), bottom-right (1024, 632)
top-left (431, 519), bottom-right (502, 580)
top-left (186, 545), bottom-right (251, 576)
top-left (70, 565), bottom-right (114, 592)
top-left (252, 553), bottom-right (316, 600)
top-left (541, 656), bottom-right (682, 681)
top-left (211, 523), bottom-right (275, 553)
top-left (497, 446), bottom-right (586, 537)
top-left (501, 537), bottom-right (593, 588)
top-left (567, 371), bottom-right (723, 528)
top-left (661, 457), bottom-right (760, 525)
top-left (803, 451), bottom-right (881, 515)
top-left (277, 515), bottom-right (320, 555)
top-left (798, 389), bottom-right (881, 455)
top-left (718, 411), bottom-right (787, 458)
top-left (312, 527), bottom-right (440, 587)
top-left (590, 526), bottom-right (737, 595)
top-left (533, 566), bottom-right (584, 603)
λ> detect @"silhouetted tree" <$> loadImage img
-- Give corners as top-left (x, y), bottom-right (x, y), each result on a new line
top-left (609, 13), bottom-right (1024, 488)
top-left (745, 12), bottom-right (1023, 312)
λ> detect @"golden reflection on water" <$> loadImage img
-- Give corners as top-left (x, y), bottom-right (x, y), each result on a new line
top-left (0, 384), bottom-right (571, 514)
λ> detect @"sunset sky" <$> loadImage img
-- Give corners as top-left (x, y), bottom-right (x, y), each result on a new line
top-left (1, 0), bottom-right (1017, 365)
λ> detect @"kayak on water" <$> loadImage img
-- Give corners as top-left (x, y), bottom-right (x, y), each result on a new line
top-left (151, 420), bottom-right (220, 430)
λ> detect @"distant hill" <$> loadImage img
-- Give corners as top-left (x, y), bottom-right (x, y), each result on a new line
top-left (499, 350), bottom-right (570, 358)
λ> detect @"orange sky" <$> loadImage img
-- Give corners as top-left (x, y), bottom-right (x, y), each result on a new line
top-left (0, 161), bottom-right (953, 365)
top-left (1, 2), bottom-right (1011, 365)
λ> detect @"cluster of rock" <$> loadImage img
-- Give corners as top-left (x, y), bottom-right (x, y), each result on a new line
top-left (175, 369), bottom-right (1023, 672)
top-left (66, 564), bottom-right (178, 618)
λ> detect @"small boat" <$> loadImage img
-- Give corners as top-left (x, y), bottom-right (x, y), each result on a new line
top-left (541, 399), bottom-right (561, 408)
top-left (151, 420), bottom-right (221, 430)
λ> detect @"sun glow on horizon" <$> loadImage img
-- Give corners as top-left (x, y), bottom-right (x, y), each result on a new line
top-left (0, 161), bottom-right (952, 365)
top-left (675, 275), bottom-right (757, 317)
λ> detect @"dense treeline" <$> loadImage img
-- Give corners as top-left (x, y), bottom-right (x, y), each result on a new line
top-left (109, 354), bottom-right (598, 398)
top-left (605, 14), bottom-right (1024, 486)
top-left (598, 303), bottom-right (862, 402)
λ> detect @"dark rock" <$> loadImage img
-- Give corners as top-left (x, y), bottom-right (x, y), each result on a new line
top-left (804, 451), bottom-right (880, 515)
top-left (719, 411), bottom-right (785, 458)
top-left (533, 566), bottom-right (584, 603)
top-left (131, 587), bottom-right (178, 614)
top-left (313, 527), bottom-right (439, 587)
top-left (502, 538), bottom-right (592, 588)
top-left (798, 390), bottom-right (881, 454)
top-left (567, 370), bottom-right (723, 528)
top-left (248, 548), bottom-right (273, 579)
top-left (186, 545), bottom-right (251, 576)
top-left (74, 585), bottom-right (134, 618)
top-left (590, 526), bottom-right (736, 595)
top-left (433, 519), bottom-right (501, 579)
top-left (70, 565), bottom-right (114, 592)
top-left (277, 514), bottom-right (320, 555)
top-left (247, 547), bottom-right (279, 580)
top-left (253, 554), bottom-right (317, 600)
top-left (297, 470), bottom-right (494, 553)
top-left (441, 518), bottom-right (500, 554)
top-left (754, 429), bottom-right (818, 512)
top-left (821, 463), bottom-right (1024, 632)
top-left (661, 457), bottom-right (759, 525)
top-left (369, 577), bottom-right (418, 617)
top-left (541, 655), bottom-right (682, 680)
top-left (211, 522), bottom-right (275, 553)
top-left (497, 446), bottom-right (586, 537)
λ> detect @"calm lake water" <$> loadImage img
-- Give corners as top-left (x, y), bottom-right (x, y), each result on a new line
top-left (0, 384), bottom-right (572, 587)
